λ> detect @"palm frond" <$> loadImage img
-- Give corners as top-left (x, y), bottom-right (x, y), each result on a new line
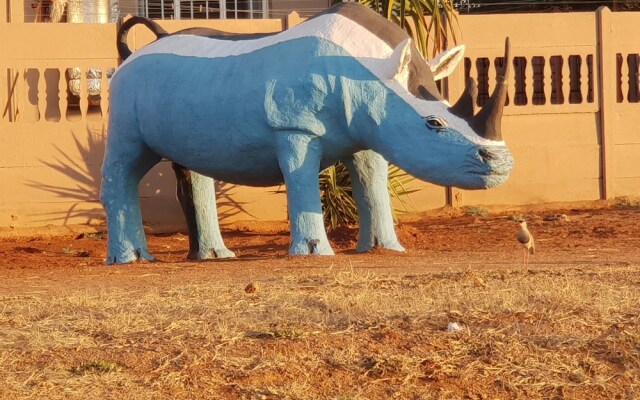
top-left (387, 165), bottom-right (418, 216)
top-left (320, 163), bottom-right (358, 232)
top-left (319, 162), bottom-right (418, 231)
top-left (333, 0), bottom-right (459, 58)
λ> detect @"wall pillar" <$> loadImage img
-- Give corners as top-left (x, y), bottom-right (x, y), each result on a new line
top-left (285, 11), bottom-right (302, 29)
top-left (8, 0), bottom-right (23, 22)
top-left (1, 0), bottom-right (7, 23)
top-left (596, 6), bottom-right (615, 199)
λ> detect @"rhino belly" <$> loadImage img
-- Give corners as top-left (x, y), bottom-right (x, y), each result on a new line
top-left (144, 127), bottom-right (285, 187)
top-left (184, 153), bottom-right (285, 188)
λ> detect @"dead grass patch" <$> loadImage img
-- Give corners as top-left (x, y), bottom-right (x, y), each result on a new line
top-left (0, 264), bottom-right (639, 399)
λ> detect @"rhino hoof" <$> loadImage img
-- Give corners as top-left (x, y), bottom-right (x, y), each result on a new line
top-left (189, 247), bottom-right (236, 260)
top-left (289, 238), bottom-right (334, 255)
top-left (356, 241), bottom-right (405, 253)
top-left (105, 248), bottom-right (155, 265)
top-left (213, 248), bottom-right (236, 259)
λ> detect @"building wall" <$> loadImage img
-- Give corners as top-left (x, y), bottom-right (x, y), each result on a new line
top-left (269, 0), bottom-right (329, 17)
top-left (1, 2), bottom-right (639, 232)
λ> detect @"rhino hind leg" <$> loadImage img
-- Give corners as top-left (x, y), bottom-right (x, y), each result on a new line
top-left (101, 139), bottom-right (161, 264)
top-left (344, 150), bottom-right (405, 253)
top-left (172, 163), bottom-right (235, 260)
top-left (277, 132), bottom-right (334, 255)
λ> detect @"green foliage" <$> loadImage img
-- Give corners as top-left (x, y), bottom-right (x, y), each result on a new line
top-left (320, 162), bottom-right (359, 231)
top-left (463, 206), bottom-right (489, 217)
top-left (387, 164), bottom-right (419, 213)
top-left (333, 0), bottom-right (459, 58)
top-left (320, 163), bottom-right (417, 232)
top-left (615, 196), bottom-right (640, 209)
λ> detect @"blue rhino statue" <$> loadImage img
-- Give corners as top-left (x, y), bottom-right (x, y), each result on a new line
top-left (102, 3), bottom-right (514, 264)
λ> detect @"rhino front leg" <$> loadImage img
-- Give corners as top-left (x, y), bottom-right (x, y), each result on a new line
top-left (172, 163), bottom-right (235, 260)
top-left (276, 132), bottom-right (333, 255)
top-left (344, 150), bottom-right (405, 253)
top-left (101, 139), bottom-right (161, 264)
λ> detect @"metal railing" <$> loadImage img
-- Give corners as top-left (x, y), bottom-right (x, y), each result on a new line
top-left (137, 0), bottom-right (269, 19)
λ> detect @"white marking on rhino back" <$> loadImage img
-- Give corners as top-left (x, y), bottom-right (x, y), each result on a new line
top-left (116, 14), bottom-right (393, 79)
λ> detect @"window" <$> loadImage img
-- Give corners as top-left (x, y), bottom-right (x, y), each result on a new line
top-left (125, 0), bottom-right (269, 19)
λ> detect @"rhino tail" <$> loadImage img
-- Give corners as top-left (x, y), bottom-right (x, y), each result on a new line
top-left (117, 17), bottom-right (169, 61)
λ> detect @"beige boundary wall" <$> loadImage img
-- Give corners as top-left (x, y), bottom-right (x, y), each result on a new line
top-left (1, 1), bottom-right (639, 231)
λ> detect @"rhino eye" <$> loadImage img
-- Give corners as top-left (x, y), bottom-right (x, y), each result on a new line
top-left (424, 115), bottom-right (448, 130)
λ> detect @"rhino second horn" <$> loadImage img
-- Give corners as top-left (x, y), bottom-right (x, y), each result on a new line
top-left (450, 77), bottom-right (478, 120)
top-left (471, 37), bottom-right (511, 142)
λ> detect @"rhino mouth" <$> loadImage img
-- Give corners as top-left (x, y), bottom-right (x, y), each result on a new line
top-left (463, 146), bottom-right (514, 187)
top-left (473, 146), bottom-right (513, 171)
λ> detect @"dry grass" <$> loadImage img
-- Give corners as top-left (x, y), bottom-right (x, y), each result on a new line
top-left (1, 264), bottom-right (639, 399)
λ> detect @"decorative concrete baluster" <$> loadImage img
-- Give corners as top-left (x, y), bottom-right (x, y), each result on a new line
top-left (6, 68), bottom-right (17, 121)
top-left (100, 66), bottom-right (110, 119)
top-left (525, 56), bottom-right (534, 106)
top-left (628, 53), bottom-right (637, 103)
top-left (632, 56), bottom-right (636, 103)
top-left (633, 54), bottom-right (640, 103)
top-left (468, 56), bottom-right (479, 107)
top-left (78, 67), bottom-right (88, 120)
top-left (507, 55), bottom-right (516, 108)
top-left (579, 53), bottom-right (588, 104)
top-left (543, 55), bottom-right (552, 105)
top-left (37, 67), bottom-right (46, 122)
top-left (468, 57), bottom-right (478, 82)
top-left (58, 67), bottom-right (68, 121)
top-left (16, 67), bottom-right (27, 122)
top-left (562, 55), bottom-right (571, 104)
top-left (620, 54), bottom-right (629, 103)
top-left (618, 54), bottom-right (627, 103)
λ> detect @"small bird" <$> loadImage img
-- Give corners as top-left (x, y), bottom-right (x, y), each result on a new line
top-left (517, 219), bottom-right (535, 266)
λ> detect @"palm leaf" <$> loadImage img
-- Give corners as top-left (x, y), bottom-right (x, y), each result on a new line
top-left (387, 165), bottom-right (419, 216)
top-left (319, 162), bottom-right (418, 231)
top-left (332, 0), bottom-right (459, 58)
top-left (320, 163), bottom-right (359, 231)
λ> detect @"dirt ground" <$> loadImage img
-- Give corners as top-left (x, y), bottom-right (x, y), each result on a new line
top-left (1, 200), bottom-right (639, 399)
top-left (1, 200), bottom-right (639, 289)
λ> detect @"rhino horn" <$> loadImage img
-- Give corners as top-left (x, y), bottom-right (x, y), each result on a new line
top-left (471, 37), bottom-right (511, 141)
top-left (450, 77), bottom-right (478, 120)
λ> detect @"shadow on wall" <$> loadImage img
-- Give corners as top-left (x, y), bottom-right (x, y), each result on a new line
top-left (214, 180), bottom-right (257, 223)
top-left (26, 128), bottom-right (106, 225)
top-left (26, 127), bottom-right (253, 227)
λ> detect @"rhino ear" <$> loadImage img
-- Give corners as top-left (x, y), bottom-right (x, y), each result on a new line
top-left (384, 38), bottom-right (412, 82)
top-left (428, 45), bottom-right (465, 81)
